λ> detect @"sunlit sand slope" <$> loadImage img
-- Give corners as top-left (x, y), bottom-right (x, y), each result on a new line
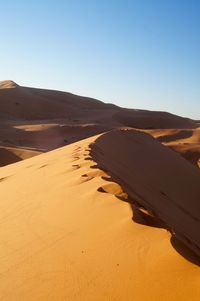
top-left (0, 133), bottom-right (199, 300)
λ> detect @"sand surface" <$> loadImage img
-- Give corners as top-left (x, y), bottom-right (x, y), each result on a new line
top-left (91, 129), bottom-right (200, 256)
top-left (0, 80), bottom-right (200, 300)
top-left (0, 134), bottom-right (200, 300)
top-left (0, 80), bottom-right (197, 167)
top-left (146, 128), bottom-right (200, 167)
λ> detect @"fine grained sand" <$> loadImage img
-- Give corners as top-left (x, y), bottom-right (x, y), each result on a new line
top-left (0, 133), bottom-right (200, 300)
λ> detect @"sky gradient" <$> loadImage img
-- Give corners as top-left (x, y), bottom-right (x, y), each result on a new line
top-left (0, 0), bottom-right (199, 118)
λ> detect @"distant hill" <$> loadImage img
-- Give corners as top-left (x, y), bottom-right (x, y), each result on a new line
top-left (0, 80), bottom-right (198, 166)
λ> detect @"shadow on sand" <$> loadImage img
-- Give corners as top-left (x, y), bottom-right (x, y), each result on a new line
top-left (87, 157), bottom-right (200, 267)
top-left (157, 130), bottom-right (193, 143)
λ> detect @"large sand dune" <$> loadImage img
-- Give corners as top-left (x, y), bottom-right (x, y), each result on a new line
top-left (91, 129), bottom-right (200, 257)
top-left (0, 80), bottom-right (199, 299)
top-left (0, 133), bottom-right (200, 300)
top-left (0, 80), bottom-right (197, 166)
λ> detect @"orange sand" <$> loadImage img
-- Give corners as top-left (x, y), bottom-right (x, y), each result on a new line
top-left (0, 80), bottom-right (199, 300)
top-left (0, 134), bottom-right (199, 300)
top-left (0, 80), bottom-right (197, 167)
top-left (146, 128), bottom-right (200, 167)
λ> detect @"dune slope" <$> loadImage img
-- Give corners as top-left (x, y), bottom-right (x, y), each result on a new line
top-left (90, 129), bottom-right (200, 257)
top-left (0, 134), bottom-right (200, 300)
top-left (0, 81), bottom-right (195, 128)
top-left (146, 128), bottom-right (200, 167)
top-left (0, 80), bottom-right (198, 166)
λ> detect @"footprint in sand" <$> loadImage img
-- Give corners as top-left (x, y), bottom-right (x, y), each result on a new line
top-left (38, 164), bottom-right (47, 169)
top-left (80, 170), bottom-right (106, 183)
top-left (26, 164), bottom-right (34, 168)
top-left (101, 175), bottom-right (113, 182)
top-left (90, 164), bottom-right (99, 169)
top-left (72, 164), bottom-right (81, 170)
top-left (0, 176), bottom-right (9, 182)
top-left (72, 156), bottom-right (80, 161)
top-left (97, 183), bottom-right (128, 201)
top-left (72, 146), bottom-right (82, 156)
top-left (84, 156), bottom-right (93, 161)
top-left (74, 145), bottom-right (81, 151)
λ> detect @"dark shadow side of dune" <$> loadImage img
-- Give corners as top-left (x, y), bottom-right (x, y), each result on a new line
top-left (157, 130), bottom-right (193, 143)
top-left (90, 129), bottom-right (200, 266)
top-left (169, 144), bottom-right (200, 168)
top-left (0, 148), bottom-right (21, 167)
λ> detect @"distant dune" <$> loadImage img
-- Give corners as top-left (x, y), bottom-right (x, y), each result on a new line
top-left (114, 108), bottom-right (196, 129)
top-left (146, 128), bottom-right (200, 167)
top-left (0, 80), bottom-right (198, 167)
top-left (0, 80), bottom-right (18, 89)
top-left (0, 146), bottom-right (41, 167)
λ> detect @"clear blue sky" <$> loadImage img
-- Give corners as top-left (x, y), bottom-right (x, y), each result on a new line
top-left (0, 0), bottom-right (199, 118)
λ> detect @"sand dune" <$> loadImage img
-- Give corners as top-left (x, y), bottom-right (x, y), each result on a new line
top-left (0, 146), bottom-right (41, 167)
top-left (0, 80), bottom-right (199, 299)
top-left (0, 134), bottom-right (199, 300)
top-left (170, 143), bottom-right (200, 167)
top-left (0, 80), bottom-right (198, 166)
top-left (0, 80), bottom-right (18, 89)
top-left (0, 80), bottom-right (194, 128)
top-left (0, 147), bottom-right (21, 166)
top-left (0, 81), bottom-right (116, 120)
top-left (146, 128), bottom-right (200, 144)
top-left (91, 129), bottom-right (200, 257)
top-left (146, 128), bottom-right (200, 167)
top-left (0, 121), bottom-right (111, 166)
top-left (114, 108), bottom-right (196, 129)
